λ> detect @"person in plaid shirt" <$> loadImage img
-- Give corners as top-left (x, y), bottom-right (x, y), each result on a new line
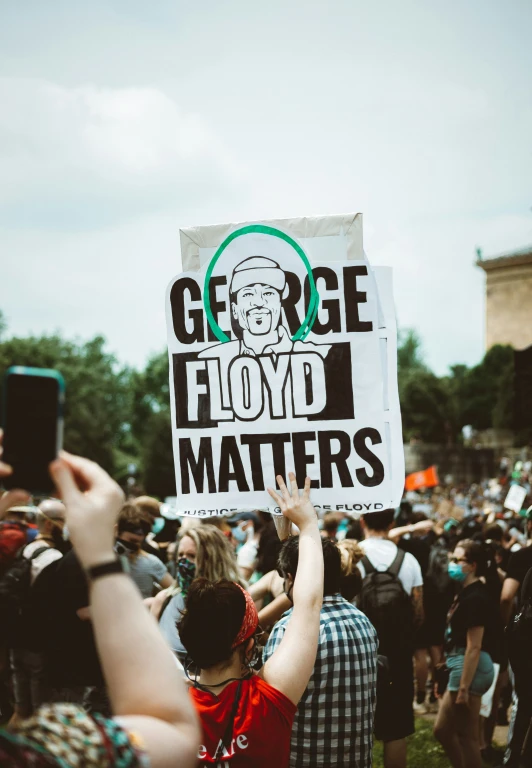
top-left (263, 537), bottom-right (378, 767)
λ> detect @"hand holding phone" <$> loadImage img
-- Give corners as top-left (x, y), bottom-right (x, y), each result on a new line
top-left (1, 367), bottom-right (65, 495)
top-left (49, 453), bottom-right (124, 568)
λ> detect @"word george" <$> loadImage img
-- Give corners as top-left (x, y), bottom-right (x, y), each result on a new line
top-left (170, 265), bottom-right (373, 343)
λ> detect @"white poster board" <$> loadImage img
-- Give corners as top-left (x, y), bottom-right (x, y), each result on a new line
top-left (504, 484), bottom-right (527, 513)
top-left (165, 214), bottom-right (404, 516)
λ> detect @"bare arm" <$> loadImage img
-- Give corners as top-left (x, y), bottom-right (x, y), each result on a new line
top-left (411, 586), bottom-right (424, 629)
top-left (50, 454), bottom-right (199, 768)
top-left (158, 572), bottom-right (175, 591)
top-left (249, 570), bottom-right (276, 602)
top-left (239, 564), bottom-right (254, 581)
top-left (456, 626), bottom-right (484, 705)
top-left (500, 578), bottom-right (520, 626)
top-left (262, 474), bottom-right (323, 706)
top-left (258, 593), bottom-right (292, 629)
top-left (389, 520), bottom-right (433, 542)
top-left (150, 586), bottom-right (174, 620)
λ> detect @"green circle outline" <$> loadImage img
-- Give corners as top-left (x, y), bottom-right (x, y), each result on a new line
top-left (203, 224), bottom-right (319, 343)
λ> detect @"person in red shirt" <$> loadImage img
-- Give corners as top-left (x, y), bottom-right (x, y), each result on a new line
top-left (178, 472), bottom-right (323, 766)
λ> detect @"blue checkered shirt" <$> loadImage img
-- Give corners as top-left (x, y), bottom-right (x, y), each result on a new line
top-left (263, 594), bottom-right (378, 767)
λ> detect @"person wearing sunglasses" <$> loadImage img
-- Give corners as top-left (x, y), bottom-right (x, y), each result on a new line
top-left (434, 539), bottom-right (498, 768)
top-left (177, 473), bottom-right (323, 767)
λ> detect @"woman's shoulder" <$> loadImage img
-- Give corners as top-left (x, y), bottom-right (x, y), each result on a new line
top-left (250, 674), bottom-right (297, 719)
top-left (191, 675), bottom-right (296, 721)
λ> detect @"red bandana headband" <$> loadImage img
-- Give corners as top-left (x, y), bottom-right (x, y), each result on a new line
top-left (232, 584), bottom-right (259, 649)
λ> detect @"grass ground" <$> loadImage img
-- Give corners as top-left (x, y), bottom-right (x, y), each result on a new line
top-left (371, 717), bottom-right (506, 767)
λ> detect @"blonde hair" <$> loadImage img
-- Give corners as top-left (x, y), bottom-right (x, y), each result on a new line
top-left (337, 539), bottom-right (364, 577)
top-left (179, 525), bottom-right (241, 584)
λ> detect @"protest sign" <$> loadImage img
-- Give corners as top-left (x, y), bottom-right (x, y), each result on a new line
top-left (165, 214), bottom-right (404, 516)
top-left (504, 484), bottom-right (527, 513)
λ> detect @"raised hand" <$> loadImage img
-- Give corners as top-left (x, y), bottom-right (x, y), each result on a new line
top-left (267, 472), bottom-right (317, 531)
top-left (49, 451), bottom-right (124, 568)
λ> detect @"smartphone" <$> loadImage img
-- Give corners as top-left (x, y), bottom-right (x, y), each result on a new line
top-left (2, 366), bottom-right (65, 494)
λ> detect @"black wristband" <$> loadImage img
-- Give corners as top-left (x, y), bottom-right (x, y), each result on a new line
top-left (86, 558), bottom-right (124, 582)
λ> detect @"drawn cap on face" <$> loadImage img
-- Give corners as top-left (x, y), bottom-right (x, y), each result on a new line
top-left (230, 256), bottom-right (287, 296)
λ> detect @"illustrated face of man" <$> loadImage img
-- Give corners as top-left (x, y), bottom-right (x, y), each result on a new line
top-left (232, 283), bottom-right (282, 336)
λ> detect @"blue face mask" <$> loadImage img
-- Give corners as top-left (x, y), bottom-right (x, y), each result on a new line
top-left (448, 561), bottom-right (466, 582)
top-left (233, 525), bottom-right (247, 544)
top-left (152, 517), bottom-right (165, 535)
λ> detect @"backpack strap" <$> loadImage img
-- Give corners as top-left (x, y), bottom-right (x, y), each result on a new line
top-left (361, 555), bottom-right (376, 576)
top-left (28, 546), bottom-right (51, 561)
top-left (388, 548), bottom-right (406, 578)
top-left (213, 680), bottom-right (244, 760)
top-left (158, 591), bottom-right (175, 622)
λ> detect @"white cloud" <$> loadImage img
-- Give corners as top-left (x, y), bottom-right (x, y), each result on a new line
top-left (1, 1), bottom-right (531, 377)
top-left (0, 78), bottom-right (240, 227)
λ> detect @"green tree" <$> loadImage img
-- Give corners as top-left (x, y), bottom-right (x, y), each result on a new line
top-left (397, 329), bottom-right (453, 442)
top-left (458, 345), bottom-right (514, 431)
top-left (129, 350), bottom-right (175, 497)
top-left (397, 328), bottom-right (426, 378)
top-left (400, 369), bottom-right (455, 443)
top-left (0, 310), bottom-right (6, 341)
top-left (141, 410), bottom-right (176, 498)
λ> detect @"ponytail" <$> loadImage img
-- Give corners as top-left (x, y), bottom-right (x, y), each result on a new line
top-left (460, 538), bottom-right (501, 601)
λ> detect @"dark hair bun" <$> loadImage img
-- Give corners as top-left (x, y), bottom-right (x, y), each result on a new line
top-left (178, 578), bottom-right (247, 669)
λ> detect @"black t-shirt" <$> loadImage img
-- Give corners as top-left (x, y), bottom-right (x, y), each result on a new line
top-left (45, 550), bottom-right (104, 687)
top-left (506, 547), bottom-right (532, 599)
top-left (398, 535), bottom-right (432, 576)
top-left (446, 580), bottom-right (496, 658)
top-left (521, 567), bottom-right (532, 604)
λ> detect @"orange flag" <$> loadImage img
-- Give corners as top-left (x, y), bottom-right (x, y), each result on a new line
top-left (405, 465), bottom-right (440, 491)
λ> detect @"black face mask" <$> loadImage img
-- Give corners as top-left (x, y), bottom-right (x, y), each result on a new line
top-left (116, 538), bottom-right (141, 554)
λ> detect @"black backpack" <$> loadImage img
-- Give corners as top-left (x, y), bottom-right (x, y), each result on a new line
top-left (506, 567), bottom-right (532, 700)
top-left (358, 549), bottom-right (414, 654)
top-left (0, 545), bottom-right (49, 646)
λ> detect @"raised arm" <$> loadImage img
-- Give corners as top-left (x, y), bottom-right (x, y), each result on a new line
top-left (248, 570), bottom-right (276, 602)
top-left (50, 454), bottom-right (199, 768)
top-left (261, 473), bottom-right (323, 706)
top-left (258, 592), bottom-right (292, 629)
top-left (389, 519), bottom-right (433, 542)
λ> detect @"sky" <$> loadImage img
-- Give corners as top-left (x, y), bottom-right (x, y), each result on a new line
top-left (1, 0), bottom-right (531, 375)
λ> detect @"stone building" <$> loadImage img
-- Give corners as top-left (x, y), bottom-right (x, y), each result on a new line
top-left (477, 245), bottom-right (532, 350)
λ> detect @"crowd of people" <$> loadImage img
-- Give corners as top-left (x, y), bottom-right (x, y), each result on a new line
top-left (0, 435), bottom-right (531, 767)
